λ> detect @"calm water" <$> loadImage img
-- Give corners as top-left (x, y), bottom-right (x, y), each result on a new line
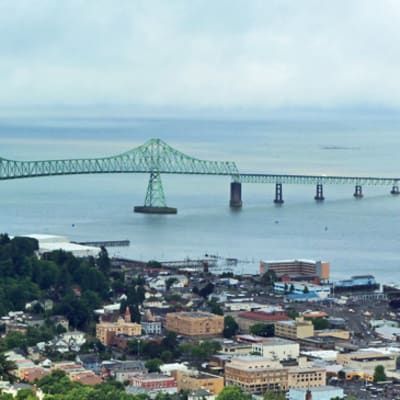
top-left (1, 113), bottom-right (400, 282)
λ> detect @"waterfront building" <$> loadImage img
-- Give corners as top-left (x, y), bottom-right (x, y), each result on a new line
top-left (260, 259), bottom-right (330, 282)
top-left (273, 282), bottom-right (330, 299)
top-left (164, 311), bottom-right (224, 336)
top-left (333, 275), bottom-right (378, 292)
top-left (96, 307), bottom-right (141, 345)
top-left (275, 318), bottom-right (314, 340)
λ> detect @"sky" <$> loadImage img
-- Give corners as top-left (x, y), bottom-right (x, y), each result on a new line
top-left (0, 0), bottom-right (399, 112)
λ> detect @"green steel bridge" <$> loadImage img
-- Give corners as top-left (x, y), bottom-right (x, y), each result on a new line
top-left (0, 138), bottom-right (399, 213)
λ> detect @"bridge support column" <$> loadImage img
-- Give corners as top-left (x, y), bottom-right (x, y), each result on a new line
top-left (273, 183), bottom-right (284, 204)
top-left (353, 185), bottom-right (363, 198)
top-left (314, 184), bottom-right (325, 201)
top-left (134, 171), bottom-right (177, 214)
top-left (230, 182), bottom-right (243, 208)
top-left (391, 185), bottom-right (400, 195)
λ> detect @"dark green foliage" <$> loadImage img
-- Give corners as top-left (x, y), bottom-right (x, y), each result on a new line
top-left (249, 323), bottom-right (274, 337)
top-left (216, 386), bottom-right (252, 400)
top-left (145, 358), bottom-right (163, 372)
top-left (310, 317), bottom-right (329, 330)
top-left (179, 340), bottom-right (221, 363)
top-left (223, 315), bottom-right (239, 338)
top-left (374, 365), bottom-right (387, 382)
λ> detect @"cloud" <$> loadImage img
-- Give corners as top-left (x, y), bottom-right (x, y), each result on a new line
top-left (0, 0), bottom-right (400, 110)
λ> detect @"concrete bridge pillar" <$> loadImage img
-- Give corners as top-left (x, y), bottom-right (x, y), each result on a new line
top-left (391, 185), bottom-right (400, 195)
top-left (314, 184), bottom-right (325, 201)
top-left (354, 185), bottom-right (363, 198)
top-left (230, 182), bottom-right (243, 208)
top-left (274, 183), bottom-right (284, 204)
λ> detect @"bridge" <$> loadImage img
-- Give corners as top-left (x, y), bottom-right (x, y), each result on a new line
top-left (0, 138), bottom-right (399, 213)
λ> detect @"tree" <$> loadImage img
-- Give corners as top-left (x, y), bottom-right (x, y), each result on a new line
top-left (208, 298), bottom-right (224, 315)
top-left (337, 370), bottom-right (346, 380)
top-left (165, 277), bottom-right (178, 291)
top-left (0, 353), bottom-right (16, 382)
top-left (250, 323), bottom-right (274, 337)
top-left (373, 365), bottom-right (387, 382)
top-left (145, 358), bottom-right (163, 372)
top-left (311, 317), bottom-right (329, 330)
top-left (199, 282), bottom-right (215, 298)
top-left (223, 316), bottom-right (239, 338)
top-left (261, 271), bottom-right (277, 286)
top-left (303, 285), bottom-right (309, 294)
top-left (289, 284), bottom-right (295, 293)
top-left (216, 386), bottom-right (252, 400)
top-left (97, 246), bottom-right (111, 275)
top-left (263, 392), bottom-right (285, 400)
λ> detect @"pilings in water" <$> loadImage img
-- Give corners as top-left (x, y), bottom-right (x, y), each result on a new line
top-left (314, 184), bottom-right (325, 201)
top-left (354, 185), bottom-right (363, 198)
top-left (230, 182), bottom-right (243, 208)
top-left (273, 183), bottom-right (284, 204)
top-left (391, 185), bottom-right (400, 195)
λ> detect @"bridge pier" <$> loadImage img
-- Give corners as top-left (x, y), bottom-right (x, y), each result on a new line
top-left (314, 184), bottom-right (325, 201)
top-left (134, 171), bottom-right (177, 215)
top-left (273, 183), bottom-right (284, 204)
top-left (391, 185), bottom-right (400, 195)
top-left (353, 185), bottom-right (363, 198)
top-left (230, 182), bottom-right (243, 208)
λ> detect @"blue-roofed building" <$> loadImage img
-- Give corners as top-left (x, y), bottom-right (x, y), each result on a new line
top-left (286, 292), bottom-right (322, 302)
top-left (334, 275), bottom-right (378, 292)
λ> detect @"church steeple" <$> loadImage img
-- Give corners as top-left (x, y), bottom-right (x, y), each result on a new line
top-left (124, 306), bottom-right (132, 323)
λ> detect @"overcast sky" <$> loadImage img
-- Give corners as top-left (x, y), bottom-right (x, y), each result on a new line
top-left (0, 0), bottom-right (399, 111)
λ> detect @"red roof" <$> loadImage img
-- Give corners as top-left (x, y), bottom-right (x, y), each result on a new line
top-left (238, 311), bottom-right (290, 322)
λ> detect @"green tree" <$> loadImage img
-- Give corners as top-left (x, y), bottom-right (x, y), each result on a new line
top-left (303, 285), bottom-right (309, 294)
top-left (145, 358), bottom-right (163, 372)
top-left (311, 318), bottom-right (329, 330)
top-left (0, 353), bottom-right (16, 382)
top-left (250, 323), bottom-right (274, 337)
top-left (373, 365), bottom-right (387, 382)
top-left (208, 298), bottom-right (224, 315)
top-left (165, 277), bottom-right (178, 291)
top-left (289, 284), bottom-right (295, 293)
top-left (261, 270), bottom-right (277, 286)
top-left (223, 316), bottom-right (239, 338)
top-left (216, 386), bottom-right (252, 400)
top-left (263, 392), bottom-right (285, 400)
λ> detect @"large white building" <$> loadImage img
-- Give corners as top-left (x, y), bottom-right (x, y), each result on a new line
top-left (274, 281), bottom-right (330, 299)
top-left (252, 338), bottom-right (300, 361)
top-left (22, 234), bottom-right (101, 258)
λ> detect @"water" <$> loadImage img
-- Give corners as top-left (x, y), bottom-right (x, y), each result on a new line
top-left (1, 112), bottom-right (400, 282)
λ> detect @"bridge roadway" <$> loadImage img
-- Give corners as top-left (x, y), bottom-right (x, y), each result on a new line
top-left (0, 138), bottom-right (399, 213)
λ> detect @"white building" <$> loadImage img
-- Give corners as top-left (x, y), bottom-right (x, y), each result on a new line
top-left (22, 234), bottom-right (100, 258)
top-left (274, 281), bottom-right (330, 299)
top-left (288, 386), bottom-right (344, 400)
top-left (252, 338), bottom-right (300, 361)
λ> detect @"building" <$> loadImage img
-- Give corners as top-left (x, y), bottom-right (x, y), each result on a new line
top-left (224, 356), bottom-right (325, 394)
top-left (235, 308), bottom-right (290, 332)
top-left (288, 386), bottom-right (344, 400)
top-left (274, 282), bottom-right (330, 299)
top-left (174, 370), bottom-right (224, 395)
top-left (260, 260), bottom-right (330, 282)
top-left (251, 337), bottom-right (300, 361)
top-left (337, 351), bottom-right (397, 372)
top-left (22, 234), bottom-right (101, 257)
top-left (130, 373), bottom-right (177, 391)
top-left (275, 318), bottom-right (314, 340)
top-left (164, 312), bottom-right (224, 336)
top-left (96, 308), bottom-right (141, 345)
top-left (334, 275), bottom-right (378, 292)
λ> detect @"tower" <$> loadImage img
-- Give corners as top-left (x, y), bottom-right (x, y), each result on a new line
top-left (124, 306), bottom-right (132, 323)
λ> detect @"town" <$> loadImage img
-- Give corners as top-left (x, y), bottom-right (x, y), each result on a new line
top-left (0, 234), bottom-right (400, 400)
